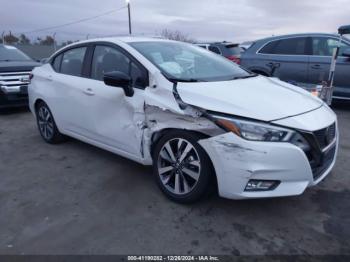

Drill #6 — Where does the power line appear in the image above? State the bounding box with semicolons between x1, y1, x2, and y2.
21;6;127;35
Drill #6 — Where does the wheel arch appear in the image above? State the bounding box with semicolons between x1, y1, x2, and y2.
149;128;218;192
34;98;46;111
249;67;271;76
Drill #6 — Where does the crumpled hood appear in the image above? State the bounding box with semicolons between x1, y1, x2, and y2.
176;76;323;122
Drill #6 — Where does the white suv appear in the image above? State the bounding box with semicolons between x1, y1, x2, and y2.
28;37;338;203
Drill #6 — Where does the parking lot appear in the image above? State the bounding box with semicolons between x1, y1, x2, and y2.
0;102;349;255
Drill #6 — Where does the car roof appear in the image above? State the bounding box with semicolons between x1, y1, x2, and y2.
65;36;175;46
255;33;341;43
195;42;239;46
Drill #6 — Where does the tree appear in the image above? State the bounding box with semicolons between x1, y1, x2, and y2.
61;40;73;46
160;29;195;43
39;35;55;46
3;32;19;44
19;34;30;44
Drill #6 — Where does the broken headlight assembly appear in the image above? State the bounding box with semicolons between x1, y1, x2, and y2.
211;115;310;150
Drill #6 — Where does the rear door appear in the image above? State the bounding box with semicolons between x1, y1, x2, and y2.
259;37;310;85
48;45;92;135
309;36;350;98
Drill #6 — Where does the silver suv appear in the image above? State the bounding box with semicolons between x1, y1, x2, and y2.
241;33;350;100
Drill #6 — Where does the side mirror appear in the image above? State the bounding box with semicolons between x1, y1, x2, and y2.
342;49;350;58
103;71;134;97
338;25;350;35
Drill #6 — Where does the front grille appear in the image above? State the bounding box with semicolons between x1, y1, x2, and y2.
0;71;31;94
300;122;337;180
313;123;336;150
312;145;336;180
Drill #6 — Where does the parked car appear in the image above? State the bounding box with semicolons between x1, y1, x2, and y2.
195;42;243;64
0;45;40;108
240;41;254;51
240;33;350;100
29;37;338;203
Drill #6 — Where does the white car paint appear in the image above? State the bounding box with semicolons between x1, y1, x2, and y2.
29;37;338;200
177;76;323;122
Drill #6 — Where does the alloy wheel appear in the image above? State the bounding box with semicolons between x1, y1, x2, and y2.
37;106;54;140
157;138;201;195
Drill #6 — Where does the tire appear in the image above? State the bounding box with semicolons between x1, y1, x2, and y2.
35;101;66;144
153;130;215;204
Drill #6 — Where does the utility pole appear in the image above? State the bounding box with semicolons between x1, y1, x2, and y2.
126;0;132;35
1;31;5;44
53;32;57;51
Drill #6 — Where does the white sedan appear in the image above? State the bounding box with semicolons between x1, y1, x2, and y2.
28;37;338;203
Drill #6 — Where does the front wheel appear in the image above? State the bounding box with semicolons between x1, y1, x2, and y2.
153;131;215;203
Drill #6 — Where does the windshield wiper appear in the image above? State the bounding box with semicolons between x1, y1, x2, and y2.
231;73;258;80
168;78;201;83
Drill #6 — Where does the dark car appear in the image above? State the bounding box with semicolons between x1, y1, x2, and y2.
0;45;40;108
241;33;350;100
195;42;243;64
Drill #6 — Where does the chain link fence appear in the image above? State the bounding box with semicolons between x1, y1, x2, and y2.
7;44;65;61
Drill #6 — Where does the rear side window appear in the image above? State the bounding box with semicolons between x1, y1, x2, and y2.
60;47;87;77
91;45;148;89
260;38;308;55
208;46;221;54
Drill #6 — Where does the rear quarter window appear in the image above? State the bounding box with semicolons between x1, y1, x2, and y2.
52;54;62;72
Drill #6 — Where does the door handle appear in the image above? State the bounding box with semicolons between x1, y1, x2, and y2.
83;88;95;96
311;64;322;69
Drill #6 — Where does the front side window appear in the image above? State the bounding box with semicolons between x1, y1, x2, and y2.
312;37;350;56
260;37;307;55
60;47;87;77
91;45;147;89
130;41;250;82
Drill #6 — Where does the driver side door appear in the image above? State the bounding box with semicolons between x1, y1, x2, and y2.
81;43;149;159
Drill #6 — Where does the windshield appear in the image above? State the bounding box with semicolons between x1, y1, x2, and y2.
0;45;32;61
130;41;251;82
225;44;243;55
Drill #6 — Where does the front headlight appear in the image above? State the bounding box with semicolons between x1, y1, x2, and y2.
212;115;294;142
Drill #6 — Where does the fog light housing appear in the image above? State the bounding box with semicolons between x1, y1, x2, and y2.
245;180;280;192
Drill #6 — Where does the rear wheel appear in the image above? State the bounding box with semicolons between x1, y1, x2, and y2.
35;101;66;144
153;130;214;203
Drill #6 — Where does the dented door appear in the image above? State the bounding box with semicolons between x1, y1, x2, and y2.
83;78;145;158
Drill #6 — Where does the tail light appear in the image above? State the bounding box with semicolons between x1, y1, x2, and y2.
226;55;241;64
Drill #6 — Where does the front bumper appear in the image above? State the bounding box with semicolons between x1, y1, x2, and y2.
0;87;29;109
199;108;338;200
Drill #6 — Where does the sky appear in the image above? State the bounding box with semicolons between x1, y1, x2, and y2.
1;0;349;43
